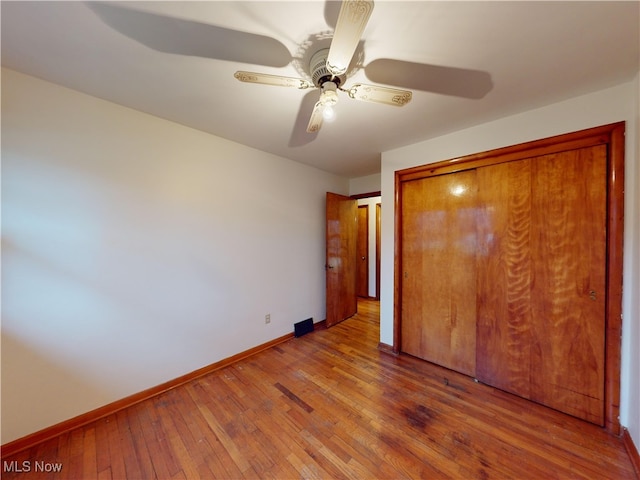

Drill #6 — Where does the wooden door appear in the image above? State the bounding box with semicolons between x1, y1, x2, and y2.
475;159;533;397
477;146;607;425
375;203;381;300
400;171;477;376
326;192;357;327
531;146;607;424
356;205;369;297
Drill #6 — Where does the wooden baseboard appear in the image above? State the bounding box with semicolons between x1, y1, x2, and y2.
1;331;295;459
314;319;327;330
378;342;398;355
623;427;640;479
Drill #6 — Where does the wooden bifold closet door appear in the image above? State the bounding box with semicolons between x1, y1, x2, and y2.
401;170;478;377
475;147;607;425
397;124;623;430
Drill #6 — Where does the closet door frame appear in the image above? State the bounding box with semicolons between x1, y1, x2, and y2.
393;122;625;434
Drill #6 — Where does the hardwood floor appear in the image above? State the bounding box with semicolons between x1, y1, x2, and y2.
3;299;636;479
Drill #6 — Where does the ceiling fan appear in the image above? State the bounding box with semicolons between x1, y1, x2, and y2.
89;0;492;143
234;0;411;133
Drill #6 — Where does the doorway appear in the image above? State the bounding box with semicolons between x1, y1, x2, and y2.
355;195;381;300
325;191;381;327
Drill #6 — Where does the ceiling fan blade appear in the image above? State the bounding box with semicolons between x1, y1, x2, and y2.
89;3;292;67
326;0;374;75
347;84;412;106
365;59;493;99
306;101;325;133
290;91;321;147
234;72;313;89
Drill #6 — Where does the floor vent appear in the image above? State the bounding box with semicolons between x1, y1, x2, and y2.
294;318;314;338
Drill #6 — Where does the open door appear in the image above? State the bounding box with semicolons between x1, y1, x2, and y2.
326;192;357;327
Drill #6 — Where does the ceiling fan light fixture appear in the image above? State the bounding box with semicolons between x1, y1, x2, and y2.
322;105;336;122
320;81;338;122
320;81;339;106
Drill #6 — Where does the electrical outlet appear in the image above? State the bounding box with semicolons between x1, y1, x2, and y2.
265;314;271;324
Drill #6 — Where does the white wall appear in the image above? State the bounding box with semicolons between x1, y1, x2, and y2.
350;173;381;196
627;72;640;446
357;196;381;298
1;68;349;444
381;79;640;444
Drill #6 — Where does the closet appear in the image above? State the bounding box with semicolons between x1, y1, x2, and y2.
394;123;624;433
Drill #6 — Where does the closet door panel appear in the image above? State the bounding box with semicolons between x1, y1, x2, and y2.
476;159;533;397
529;146;607;425
401;171;477;376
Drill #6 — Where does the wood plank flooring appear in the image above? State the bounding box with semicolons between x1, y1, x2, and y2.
2;299;636;479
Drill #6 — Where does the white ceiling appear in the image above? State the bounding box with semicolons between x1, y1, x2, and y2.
2;1;638;178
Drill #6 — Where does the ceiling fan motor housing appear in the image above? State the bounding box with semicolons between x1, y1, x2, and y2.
310;48;344;88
